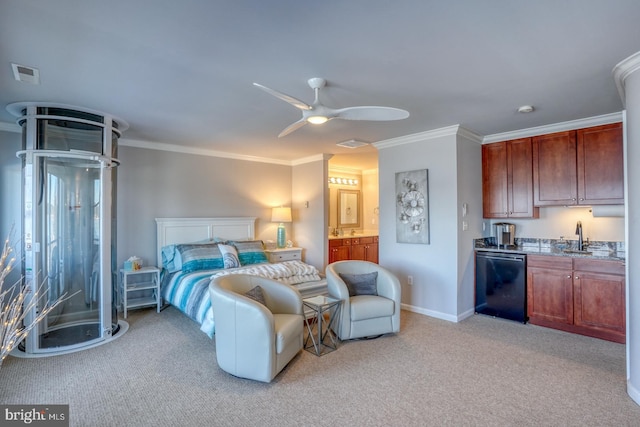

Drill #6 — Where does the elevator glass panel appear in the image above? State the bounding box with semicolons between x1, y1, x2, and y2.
36;155;104;349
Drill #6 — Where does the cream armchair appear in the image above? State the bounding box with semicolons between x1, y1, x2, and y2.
326;260;401;340
209;274;304;383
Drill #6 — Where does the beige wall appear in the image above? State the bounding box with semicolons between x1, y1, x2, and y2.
117;146;293;268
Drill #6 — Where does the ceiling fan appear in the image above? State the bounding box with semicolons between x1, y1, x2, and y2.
253;77;410;137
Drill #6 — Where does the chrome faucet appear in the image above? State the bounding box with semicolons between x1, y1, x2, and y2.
576;221;584;251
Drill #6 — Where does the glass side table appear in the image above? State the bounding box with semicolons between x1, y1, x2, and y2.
302;295;342;356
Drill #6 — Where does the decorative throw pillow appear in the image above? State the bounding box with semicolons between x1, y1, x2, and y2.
339;272;378;297
244;286;266;306
175;243;224;273
231;240;269;266
218;244;240;269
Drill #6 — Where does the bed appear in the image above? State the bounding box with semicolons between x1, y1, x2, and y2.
155;217;327;337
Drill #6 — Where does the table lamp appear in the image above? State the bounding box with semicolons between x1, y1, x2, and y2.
271;207;292;248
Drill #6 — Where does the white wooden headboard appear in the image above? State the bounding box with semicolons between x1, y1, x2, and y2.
155;217;256;267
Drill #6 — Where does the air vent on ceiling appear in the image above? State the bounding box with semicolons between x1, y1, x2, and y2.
336;139;368;148
12;63;40;84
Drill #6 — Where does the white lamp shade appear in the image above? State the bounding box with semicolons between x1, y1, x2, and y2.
271;207;292;223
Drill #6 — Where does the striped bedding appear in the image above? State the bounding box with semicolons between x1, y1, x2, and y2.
162;261;322;337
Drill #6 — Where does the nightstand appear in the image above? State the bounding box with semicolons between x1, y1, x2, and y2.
264;247;303;263
120;266;161;319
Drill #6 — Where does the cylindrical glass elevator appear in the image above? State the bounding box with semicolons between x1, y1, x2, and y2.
9;103;128;355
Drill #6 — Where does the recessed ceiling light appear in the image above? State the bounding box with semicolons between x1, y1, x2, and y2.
517;105;534;113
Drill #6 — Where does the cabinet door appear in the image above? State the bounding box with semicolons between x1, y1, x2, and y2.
527;265;574;325
365;241;379;264
577;123;624;205
573;271;625;340
329;239;351;263
507;138;538;218
533;131;577;206
482;142;509;218
351;239;366;261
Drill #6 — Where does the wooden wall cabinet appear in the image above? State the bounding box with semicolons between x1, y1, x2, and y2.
329;236;378;264
482;138;539;218
532;123;623;206
527;255;625;343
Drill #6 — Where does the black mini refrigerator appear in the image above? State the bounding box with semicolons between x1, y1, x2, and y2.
475;251;527;323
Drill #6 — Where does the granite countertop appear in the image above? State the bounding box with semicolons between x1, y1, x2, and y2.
474;237;625;261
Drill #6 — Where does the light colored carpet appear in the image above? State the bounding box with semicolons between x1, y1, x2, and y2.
1;307;638;426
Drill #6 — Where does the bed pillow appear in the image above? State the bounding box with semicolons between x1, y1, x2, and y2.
231;240;268;266
244;286;266;306
161;238;220;273
161;244;182;273
339;272;378;297
175;243;224;273
218;244;240;269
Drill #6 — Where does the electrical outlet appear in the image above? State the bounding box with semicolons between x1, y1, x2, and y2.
407;275;413;285
462;220;468;231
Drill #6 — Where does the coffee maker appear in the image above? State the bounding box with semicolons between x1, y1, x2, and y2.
494;222;516;248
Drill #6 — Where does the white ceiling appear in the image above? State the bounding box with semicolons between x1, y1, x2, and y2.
2;1;640;171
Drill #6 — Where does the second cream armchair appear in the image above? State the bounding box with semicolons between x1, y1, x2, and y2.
326;260;401;340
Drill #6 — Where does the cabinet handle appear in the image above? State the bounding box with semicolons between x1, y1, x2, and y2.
575;276;580;280
579;198;584;201
567;275;572;279
572;198;576;201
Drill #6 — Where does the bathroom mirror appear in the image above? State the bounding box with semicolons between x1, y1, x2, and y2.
337;189;361;229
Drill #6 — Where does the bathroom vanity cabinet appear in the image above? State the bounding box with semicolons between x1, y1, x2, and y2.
328;236;378;264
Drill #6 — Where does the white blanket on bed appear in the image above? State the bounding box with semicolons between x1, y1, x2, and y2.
210;260;322;285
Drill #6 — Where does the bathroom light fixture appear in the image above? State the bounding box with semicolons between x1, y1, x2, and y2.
328;177;359;186
271;207;292;248
517;105;534;113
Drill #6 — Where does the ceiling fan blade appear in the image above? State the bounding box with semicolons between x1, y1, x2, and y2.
278;118;308;138
253;82;311;111
334;106;410;121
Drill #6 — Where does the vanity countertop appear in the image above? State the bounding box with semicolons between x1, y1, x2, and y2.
328;233;378;240
474;237;625;261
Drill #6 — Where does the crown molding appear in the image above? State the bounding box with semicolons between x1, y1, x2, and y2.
374;124;482;149
119;138;291;166
613;51;640;107
291;153;331;166
482;112;623;144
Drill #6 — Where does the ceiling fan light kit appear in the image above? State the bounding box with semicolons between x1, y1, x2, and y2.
307;115;329;125
253;77;410;137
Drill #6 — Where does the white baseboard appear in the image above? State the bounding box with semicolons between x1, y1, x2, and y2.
401;303;474;323
628;379;640;406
